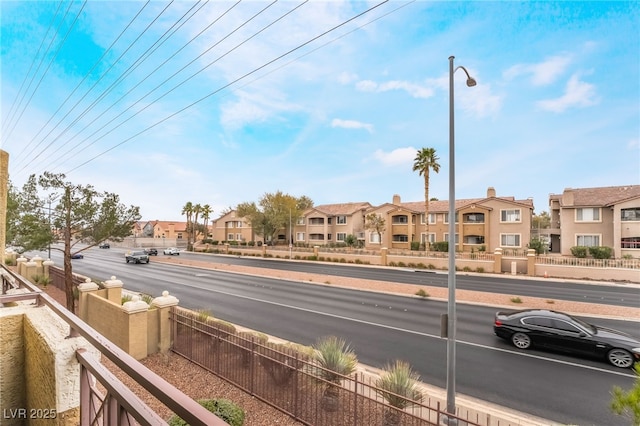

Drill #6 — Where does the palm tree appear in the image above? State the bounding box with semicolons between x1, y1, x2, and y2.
181;202;193;249
412;148;440;250
376;360;424;426
201;204;212;240
312;336;358;412
192;203;202;247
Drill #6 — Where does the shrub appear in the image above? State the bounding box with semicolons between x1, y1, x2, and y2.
168;398;245;426
140;293;154;304
415;289;429;298
510;297;523;304
33;274;51;287
431;241;448;252
589;246;612;259
570;246;588;258
410;241;420;251
476;267;485;273
376;360;424;410
462;266;472;272
4;258;16;266
121;294;133;304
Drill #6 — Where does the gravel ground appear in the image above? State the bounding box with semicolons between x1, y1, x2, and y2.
44;257;639;425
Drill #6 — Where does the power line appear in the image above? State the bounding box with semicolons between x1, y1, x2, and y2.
64;0;390;174
12;0;155;170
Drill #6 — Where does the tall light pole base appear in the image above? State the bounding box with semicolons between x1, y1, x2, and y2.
440;413;459;426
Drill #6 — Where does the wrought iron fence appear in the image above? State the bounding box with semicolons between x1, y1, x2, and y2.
171;307;486;426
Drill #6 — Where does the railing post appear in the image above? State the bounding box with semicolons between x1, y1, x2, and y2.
122;296;150;360
151;291;179;354
493;248;502;273
381;247;388;266
527;249;536;276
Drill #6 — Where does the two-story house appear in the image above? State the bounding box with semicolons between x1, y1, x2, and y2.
142;220;188;241
211;210;255;243
549;185;640;257
296;202;372;245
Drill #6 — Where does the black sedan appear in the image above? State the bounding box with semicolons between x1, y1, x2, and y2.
494;309;640;368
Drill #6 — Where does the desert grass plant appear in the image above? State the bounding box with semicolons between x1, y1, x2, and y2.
259;342;301;386
121;294;133;305
312;336;358;412
610;364;640;426
236;331;269;367
140;293;154;305
414;289;429;298
376;360;425;426
168;398;245;426
510;296;523;304
33;274;52;287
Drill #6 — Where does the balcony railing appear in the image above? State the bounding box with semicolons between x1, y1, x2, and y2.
0;265;226;426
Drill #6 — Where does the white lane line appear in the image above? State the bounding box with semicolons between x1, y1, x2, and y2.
178;280;636;379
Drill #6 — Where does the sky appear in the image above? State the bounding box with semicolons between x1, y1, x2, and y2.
1;1;638;222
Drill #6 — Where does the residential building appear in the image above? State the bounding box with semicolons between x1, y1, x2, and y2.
142;220;188;241
364;188;534;252
211;210;255;243
549;185;640;257
297;202;372;245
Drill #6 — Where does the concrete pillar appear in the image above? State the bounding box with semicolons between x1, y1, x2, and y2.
31;255;44;274
43;259;54;279
493;248;503;274
313;246;319;258
527;248;536;277
102;276;123;304
16;256;27;276
381;247;388;266
122;296;149;360
77;279;100;322
224;243;230;254
151;291;180;354
23;260;37;283
261;243;267;256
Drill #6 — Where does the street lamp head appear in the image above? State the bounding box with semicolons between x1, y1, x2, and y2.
466;77;477;87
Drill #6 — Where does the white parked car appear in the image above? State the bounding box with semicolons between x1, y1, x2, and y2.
163;247;180;255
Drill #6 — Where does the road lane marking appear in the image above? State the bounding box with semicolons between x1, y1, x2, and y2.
177;280;636;379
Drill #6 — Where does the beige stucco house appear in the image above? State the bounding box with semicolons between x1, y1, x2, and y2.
142;220;188;241
295;202;372;245
549;185;640;257
211;210;255;243
364;188;534;252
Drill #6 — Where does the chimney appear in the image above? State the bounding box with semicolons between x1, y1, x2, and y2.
562;188;574;206
487;187;496;198
392;194;401;205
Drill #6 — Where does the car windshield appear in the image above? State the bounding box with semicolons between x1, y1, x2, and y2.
133;251;146;256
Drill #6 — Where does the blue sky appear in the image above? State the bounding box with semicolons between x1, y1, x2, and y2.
1;1;638;221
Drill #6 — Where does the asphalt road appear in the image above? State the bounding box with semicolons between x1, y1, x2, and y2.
42;247;640;425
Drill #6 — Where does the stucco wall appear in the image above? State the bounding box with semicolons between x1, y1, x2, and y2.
0;312;26;426
86;293;129;352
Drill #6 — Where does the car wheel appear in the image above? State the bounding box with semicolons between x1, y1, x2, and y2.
126;259;129;263
608;349;634;368
176;253;180;255
511;332;531;349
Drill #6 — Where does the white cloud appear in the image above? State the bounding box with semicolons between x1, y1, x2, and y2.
331;118;373;133
355;79;433;99
536;74;598;113
628;138;639;150
372;146;417;166
504;55;572;86
337;71;359;84
459;84;503;118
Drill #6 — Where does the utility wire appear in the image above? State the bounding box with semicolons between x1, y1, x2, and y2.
64;0;390;174
1;0;64;135
13;0;155;169
2;0;80;143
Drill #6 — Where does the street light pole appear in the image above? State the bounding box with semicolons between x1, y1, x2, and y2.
446;55;476;423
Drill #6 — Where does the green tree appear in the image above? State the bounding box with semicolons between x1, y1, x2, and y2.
344;234;357;249
201;204;213;239
611;364;640;425
412;148;440;250
237;191;313;244
34;172;140;311
365;213;386;246
192;203;202;244
532;211;551;229
6;176;51;251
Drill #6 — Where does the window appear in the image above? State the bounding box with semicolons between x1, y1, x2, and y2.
501;209;521;223
522;317;554;328
336;216;347;224
444;213;458;224
327;234;332;240
576;234;600;247
236;233;242;241
337;233;346;241
296;232;305;241
576;208;600;222
296;217;305;225
309;233;324;240
392;235;409;242
421;233;436;243
444;233;459;243
552;320;581;334
236;221;243;228
392;215;409;224
227;233;234;240
420;213;436;224
309;218;324;225
369;233;381;244
621;208;640;221
463;213;485;223
501;234;521;247
177;233;183;239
